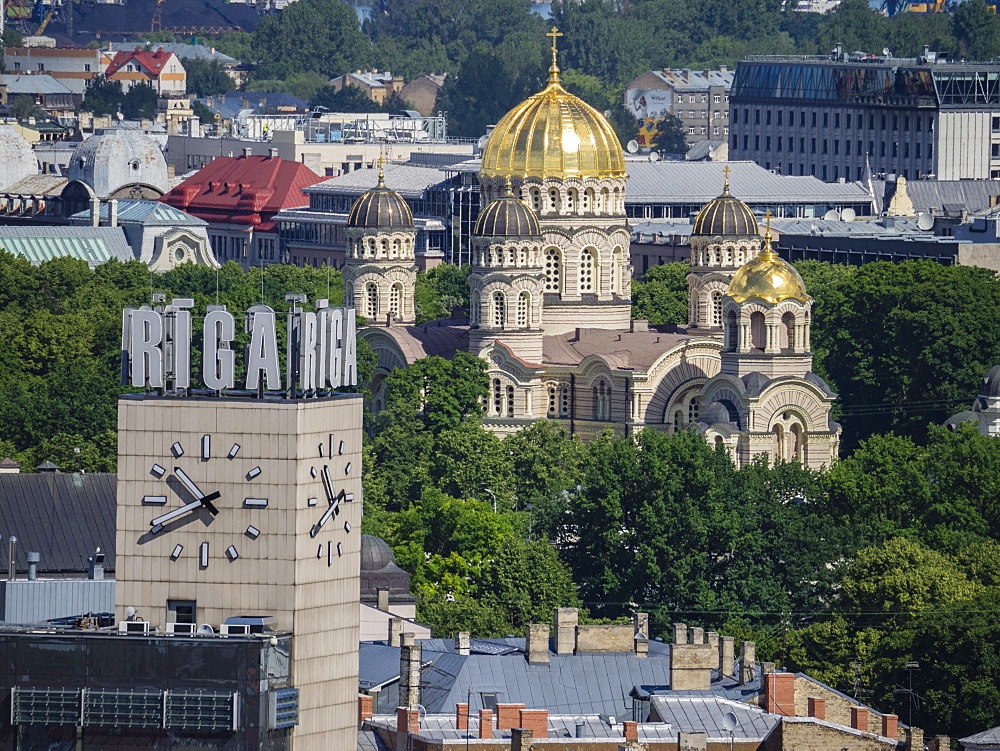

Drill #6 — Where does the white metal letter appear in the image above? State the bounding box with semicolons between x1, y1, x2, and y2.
245;307;280;390
130;308;164;388
203;308;236;390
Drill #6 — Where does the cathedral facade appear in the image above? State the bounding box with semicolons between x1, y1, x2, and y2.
347;35;840;469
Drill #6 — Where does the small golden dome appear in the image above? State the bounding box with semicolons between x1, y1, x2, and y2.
347;165;414;230
692;169;758;237
728;232;809;304
480;28;625;180
474;180;541;237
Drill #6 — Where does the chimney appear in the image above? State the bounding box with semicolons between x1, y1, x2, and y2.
396;706;418;735
883;714;899;739
359;694;373;722
497;704;526;730
478;709;494;739
526;623;550;664
376;587;389;611
388;617;402;646
739;641;755;684
850;706;869;732
906;728;925;751
87;547;105;580
108;198;118;228
456;631;470;655
456;703;469;731
634;632;649;657
0;458;21;474
7;536;15;581
673;623;688;644
554;607;578;654
511;728;534;751
719;636;734;676
399;633;421;708
807;697;825;720
269;147;279;158
633;612;649;636
518;709;548;737
678;731;708;751
240;95;249;109
764;673;795;716
90;196;100;226
26;552;39;581
630;319;649;333
242;147;252;158
706;632;719;652
624;721;638;741
690;626;704;644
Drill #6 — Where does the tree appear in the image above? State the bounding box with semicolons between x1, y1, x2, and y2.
191;99;217;125
250;0;370;80
310;84;384;113
952;0;1000;59
413;264;469;322
122;82;157;120
630;262;688;325
183;59;234;97
649;114;686;155
80;77;126;117
816;0;890;56
10;95;39;121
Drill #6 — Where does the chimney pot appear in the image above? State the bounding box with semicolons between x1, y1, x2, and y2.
388;617;403;646
376;587;389;611
554;607;578;654
673;622;688;644
526;623;550;664
26;552;39;581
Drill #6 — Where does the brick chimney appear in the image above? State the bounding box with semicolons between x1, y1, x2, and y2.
850;706;869;732
764;673;795;716
739;641;755;684
555;607;578;654
518;709;548;737
526;623;550;664
478;709;494;739
807;697;826;720
883;714;899;739
624;721;639;741
396;706;418;735
497;703;526;730
359;694;373;722
455;631;470;655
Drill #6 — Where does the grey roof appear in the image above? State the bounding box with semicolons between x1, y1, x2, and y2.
625;161;873;204
0;226;134;267
1;175;66;195
961;725;1000;748
198;92;309;120
1;74;72;96
68;199;207;227
0;472;116;574
307;164;448;198
359;642;403;691
685;140;726;161
647;68;735;91
650;696;779;742
874;178;1000;216
630;216;951;244
107;42;239;64
357;729;391;751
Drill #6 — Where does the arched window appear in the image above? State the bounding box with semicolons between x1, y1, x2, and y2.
583;188;594;212
750;311;766;350
506;385;515;417
389;282;403;318
567;189;577;211
492;378;503;415
365;282;379;318
580;249;596;293
688;396;700;424
782;311;796;350
544;248;561;293
600;187;609;213
714;435;725;448
593;379;611;420
772;423;785;463
789;422;803;462
711;291;724;327
492;290;506;327
725;310;739;350
611;247;624;295
517;291;530;327
548;188;559;211
470;290;481;326
530;188;542;212
547;384;558;416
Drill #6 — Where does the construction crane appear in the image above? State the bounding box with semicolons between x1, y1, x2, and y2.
35;7;54;32
149;0;164;32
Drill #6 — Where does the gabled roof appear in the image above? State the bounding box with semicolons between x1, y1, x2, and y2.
650;696;779;742
0;226;133;267
105;48;179;78
0;472;116;574
961;725;1000;748
69;199;207;227
107;42;238;65
160;155;320;230
306;164;449;199
1;74;73;95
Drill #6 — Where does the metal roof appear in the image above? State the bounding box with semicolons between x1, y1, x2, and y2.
69;199;207;227
1;74;73;95
357;729;391;751
961;725;1000;748
307;164;449;198
107;42;239;64
0;473;116;575
0;226;134;267
649;696;779;742
874;178;1000;216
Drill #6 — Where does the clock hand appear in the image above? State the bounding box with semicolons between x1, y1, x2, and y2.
150;498;208;528
320;465;335;503
174;467;221;514
310;492;341;537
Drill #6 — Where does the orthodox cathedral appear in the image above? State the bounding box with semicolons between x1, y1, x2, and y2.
344;33;841;469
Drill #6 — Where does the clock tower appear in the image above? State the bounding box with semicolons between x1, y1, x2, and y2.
115;300;362;751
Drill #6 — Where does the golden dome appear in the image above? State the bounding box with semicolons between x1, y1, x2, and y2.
347;165;414;230
474;180;541;237
480;29;625;180
692;169;758;237
728;232;809;304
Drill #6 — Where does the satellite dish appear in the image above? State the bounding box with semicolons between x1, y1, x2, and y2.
917;212;934;230
197;623;215;635
883;47;891;57
649;151;660;162
722;711;738;733
476;135;489;150
627;139;639;154
823;209;840;221
125;606;136;619
841;207;856;222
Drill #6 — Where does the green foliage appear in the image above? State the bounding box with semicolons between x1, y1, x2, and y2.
413;264;469;323
246;71;330;102
952;0;1000;59
10;95;39;121
81;78;157;119
310;84;386;113
184;59;234;97
630;262;688;325
250;0;370;80
191;99;217;124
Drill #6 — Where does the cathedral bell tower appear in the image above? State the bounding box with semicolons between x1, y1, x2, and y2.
468;179;546;362
687;167;762;336
342;162;418;325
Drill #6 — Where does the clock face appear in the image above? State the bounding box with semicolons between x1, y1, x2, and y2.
141;434;266;567
307;434;355;566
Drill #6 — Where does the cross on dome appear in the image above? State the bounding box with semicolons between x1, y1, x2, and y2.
722;164;732;192
546;26;563;83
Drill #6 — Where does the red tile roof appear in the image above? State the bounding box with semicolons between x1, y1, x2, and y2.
161;155;321;230
105;47;178;77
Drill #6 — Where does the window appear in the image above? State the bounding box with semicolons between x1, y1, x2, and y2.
365;282;378;318
470;290;480;325
516;291;529;327
846;113;851;129
37;63;44;71
714;94;721;103
492;291;506;327
811;112;817;127
711;290;724;327
506;385;515;417
782;311;796;349
777;110;782;126
168;599;196;624
389;282;403;319
750;311;766;350
544;248;561;292
492;379;503;415
84;64;91;72
579;249;596;293
610;247;624;295
689;110;695;119
766;111;772;125
755;110;761;124
688;397;700;424
800;111;806;127
12;62;20;70
725;311;738;350
593;379;611;420
548;188;559;211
